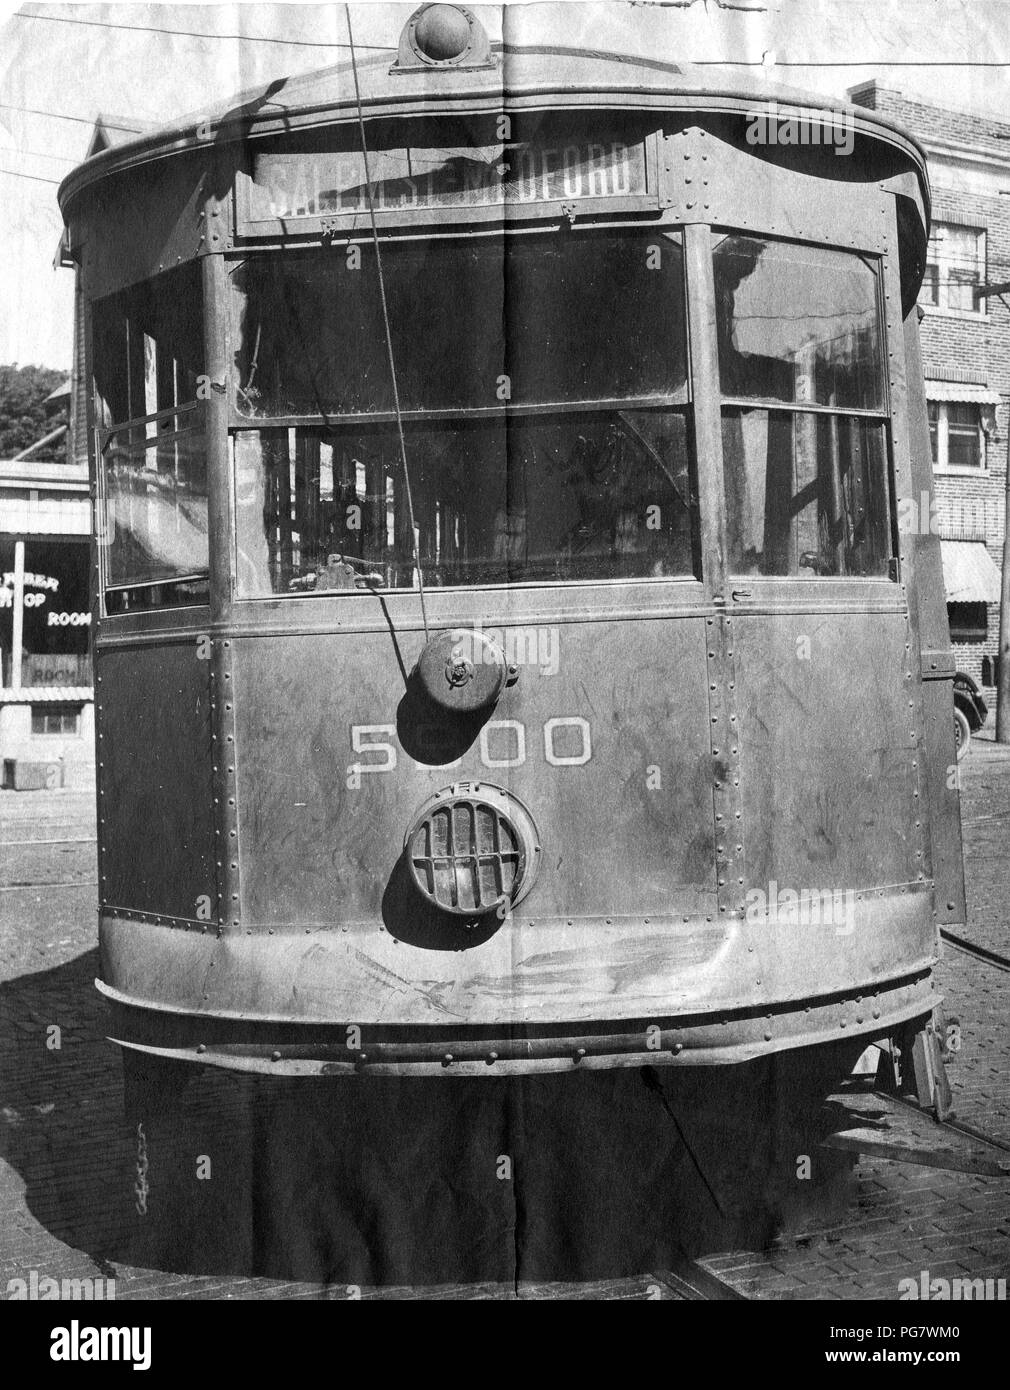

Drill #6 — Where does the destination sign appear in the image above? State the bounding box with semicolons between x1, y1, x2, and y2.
247;139;650;221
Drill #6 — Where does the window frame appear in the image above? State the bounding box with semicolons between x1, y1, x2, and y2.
90;265;210;614
918;222;987;318
227;224;703;600
711;231;896;583
929;400;985;473
30;703;82;737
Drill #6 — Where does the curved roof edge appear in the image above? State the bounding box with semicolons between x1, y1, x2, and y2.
59;43;930;215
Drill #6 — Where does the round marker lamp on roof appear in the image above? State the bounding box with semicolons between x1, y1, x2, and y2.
393;3;495;71
415;4;471;60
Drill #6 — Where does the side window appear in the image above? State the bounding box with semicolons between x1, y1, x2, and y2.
713;235;892;579
92;264;209;611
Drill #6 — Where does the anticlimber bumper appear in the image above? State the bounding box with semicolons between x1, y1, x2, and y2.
100;968;938;1077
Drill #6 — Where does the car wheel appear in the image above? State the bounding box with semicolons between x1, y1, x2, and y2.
954;706;971;760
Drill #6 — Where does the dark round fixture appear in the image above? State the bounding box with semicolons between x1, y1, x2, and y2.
404;782;541;920
414;628;517;713
414;4;471;61
394;4;493;70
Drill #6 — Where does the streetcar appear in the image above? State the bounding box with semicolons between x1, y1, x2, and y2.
59;4;963;1142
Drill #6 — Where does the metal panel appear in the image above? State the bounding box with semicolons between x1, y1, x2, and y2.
661;126;891;253
901;308;966;924
231;615;716;932
96;881;935;1038
74;152;219;302
96;638;216;918
735;610;924;894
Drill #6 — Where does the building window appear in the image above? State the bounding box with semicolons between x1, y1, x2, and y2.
31;703;81;735
947;601;988;643
929;401;984;469
919;224;986;313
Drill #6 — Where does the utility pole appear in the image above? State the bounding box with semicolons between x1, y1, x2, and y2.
974;283;1010;741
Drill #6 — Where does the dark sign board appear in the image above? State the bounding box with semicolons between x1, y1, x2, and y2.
240;136;655;230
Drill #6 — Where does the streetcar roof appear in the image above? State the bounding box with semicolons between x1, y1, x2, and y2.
58;43;930;213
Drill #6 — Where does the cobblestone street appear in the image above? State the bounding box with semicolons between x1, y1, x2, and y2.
2;738;1008;1301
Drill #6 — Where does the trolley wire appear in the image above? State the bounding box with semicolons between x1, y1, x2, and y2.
345;3;429;640
12;11;392;51
0;167;61;184
0;102;143;132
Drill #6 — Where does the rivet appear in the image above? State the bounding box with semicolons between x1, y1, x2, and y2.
197;1044;206;1054
487;1051;498;1064
271;1051;281;1061
574;1048;586;1062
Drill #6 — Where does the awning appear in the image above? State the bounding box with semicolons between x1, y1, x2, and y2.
941;540;1002;603
926;381;1002;405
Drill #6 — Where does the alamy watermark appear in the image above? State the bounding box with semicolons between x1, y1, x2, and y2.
900;1269;1007;1301
5;1270;116;1300
745;881;856;936
746;102;855;157
450;621;560;677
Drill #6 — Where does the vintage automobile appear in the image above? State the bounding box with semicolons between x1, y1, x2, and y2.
953;671;988;759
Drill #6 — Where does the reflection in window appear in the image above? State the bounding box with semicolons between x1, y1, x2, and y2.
92;266;209;610
722;409;890;577
233;232;687;417
234;411;698;595
713;236;883;410
714;235;891;578
101;411;209;607
93;263;204;428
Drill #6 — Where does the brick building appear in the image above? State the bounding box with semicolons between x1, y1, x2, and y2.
851;83;1009;702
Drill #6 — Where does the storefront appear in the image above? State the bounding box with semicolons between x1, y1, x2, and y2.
0;457;94;787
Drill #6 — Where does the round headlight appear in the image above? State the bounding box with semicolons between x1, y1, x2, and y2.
404;782;541;920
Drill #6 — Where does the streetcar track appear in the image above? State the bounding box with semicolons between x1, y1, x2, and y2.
940;928;1010;973
0;837;97;846
651;1256;750;1301
884;1089;1010;1159
0;881;98;891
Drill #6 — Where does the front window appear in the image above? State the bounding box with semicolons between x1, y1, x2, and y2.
713;235;892;578
92;264;209;611
231;230;699;594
